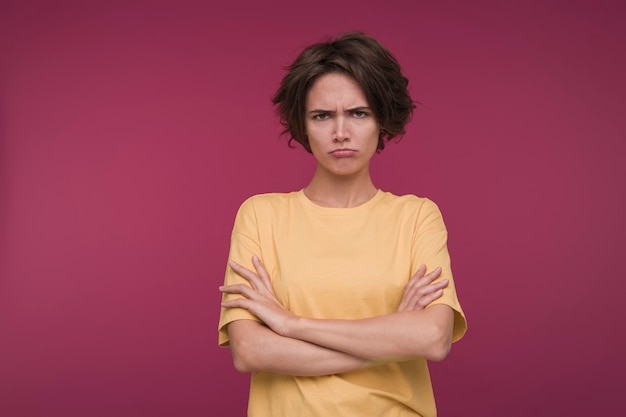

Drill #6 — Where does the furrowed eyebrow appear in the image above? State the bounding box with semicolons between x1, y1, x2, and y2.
307;106;371;114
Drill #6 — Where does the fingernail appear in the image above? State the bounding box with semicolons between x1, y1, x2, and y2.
252;255;259;262
229;260;237;267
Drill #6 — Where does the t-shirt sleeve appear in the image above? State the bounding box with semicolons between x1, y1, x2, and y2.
217;197;263;347
412;198;467;343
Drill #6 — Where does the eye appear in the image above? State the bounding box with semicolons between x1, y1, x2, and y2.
313;113;330;121
352;110;368;118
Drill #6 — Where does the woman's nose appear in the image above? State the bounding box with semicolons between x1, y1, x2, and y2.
333;117;349;142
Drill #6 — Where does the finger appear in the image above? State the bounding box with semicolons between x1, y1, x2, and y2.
411;279;449;298
220;297;252;310
399;279;448;311
407;265;440;288
399;265;430;309
229;260;262;289
251;255;274;294
419;267;442;285
416;289;445;308
403;286;445;311
418;279;447;299
219;284;257;299
398;264;428;310
436;279;449;289
407;268;442;291
397;295;409;311
399;288;426;311
425;279;448;292
400;266;445;311
411;264;427;281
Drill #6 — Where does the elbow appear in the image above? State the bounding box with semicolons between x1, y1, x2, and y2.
422;322;452;362
230;336;258;373
426;339;451;362
227;321;266;373
233;357;253;373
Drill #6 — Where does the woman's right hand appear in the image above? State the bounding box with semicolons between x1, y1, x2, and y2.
221;256;299;337
397;265;448;312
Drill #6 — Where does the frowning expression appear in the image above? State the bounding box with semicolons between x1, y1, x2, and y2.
305;72;381;179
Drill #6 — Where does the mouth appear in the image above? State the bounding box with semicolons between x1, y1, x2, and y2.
330;149;357;158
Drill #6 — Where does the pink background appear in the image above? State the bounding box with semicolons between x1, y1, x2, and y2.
1;1;625;416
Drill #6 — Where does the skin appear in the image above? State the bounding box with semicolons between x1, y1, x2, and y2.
303;72;380;208
220;73;455;376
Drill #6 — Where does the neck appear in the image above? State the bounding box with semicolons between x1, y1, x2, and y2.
303;167;377;208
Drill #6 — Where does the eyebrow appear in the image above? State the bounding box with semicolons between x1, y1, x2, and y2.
308;106;372;114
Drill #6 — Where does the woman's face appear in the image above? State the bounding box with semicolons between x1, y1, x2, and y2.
305;72;380;179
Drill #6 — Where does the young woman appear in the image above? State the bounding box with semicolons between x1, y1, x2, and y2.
218;32;467;417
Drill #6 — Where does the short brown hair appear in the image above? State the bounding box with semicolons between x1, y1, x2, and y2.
272;32;416;152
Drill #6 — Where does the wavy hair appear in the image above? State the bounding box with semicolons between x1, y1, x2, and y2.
272;32;416;152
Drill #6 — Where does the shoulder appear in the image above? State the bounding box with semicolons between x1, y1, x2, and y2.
236;191;298;215
231;192;297;232
240;191;297;207
377;191;447;232
378;191;442;216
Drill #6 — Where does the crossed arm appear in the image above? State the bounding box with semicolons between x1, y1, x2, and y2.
220;256;454;376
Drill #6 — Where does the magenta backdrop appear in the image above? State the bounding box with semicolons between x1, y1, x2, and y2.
1;1;625;416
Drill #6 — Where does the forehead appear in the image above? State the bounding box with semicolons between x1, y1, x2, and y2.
306;73;369;109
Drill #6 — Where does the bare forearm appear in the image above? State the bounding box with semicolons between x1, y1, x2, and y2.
228;319;366;376
285;305;454;362
222;259;455;367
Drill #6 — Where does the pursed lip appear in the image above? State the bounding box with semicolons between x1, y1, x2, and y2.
329;148;357;157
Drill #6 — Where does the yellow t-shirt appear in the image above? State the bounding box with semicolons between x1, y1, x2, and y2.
218;189;467;417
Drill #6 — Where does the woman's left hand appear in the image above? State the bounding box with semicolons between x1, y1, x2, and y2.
397;265;448;312
220;255;297;337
